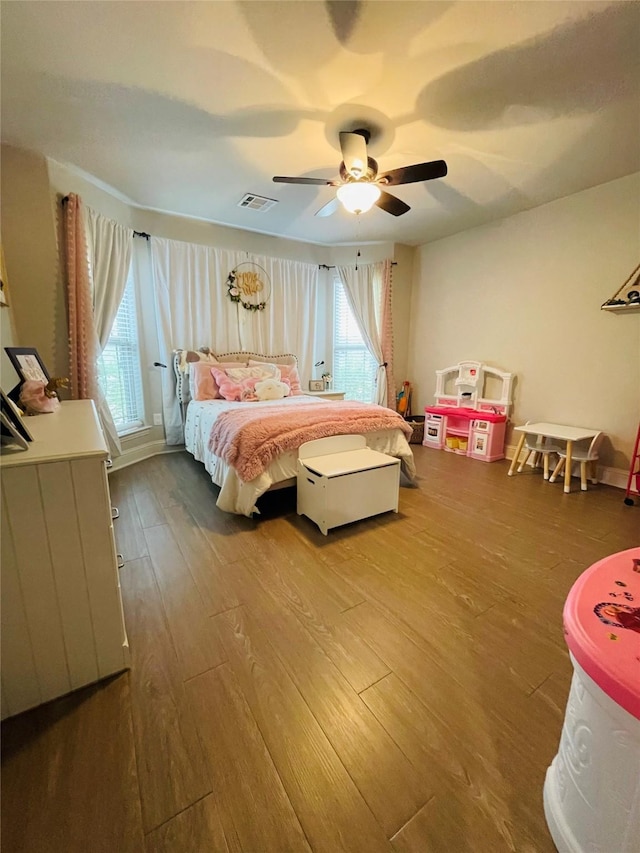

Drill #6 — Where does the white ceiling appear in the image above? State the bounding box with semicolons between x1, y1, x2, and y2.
2;1;639;246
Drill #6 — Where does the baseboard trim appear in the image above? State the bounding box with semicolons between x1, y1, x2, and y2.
505;443;628;491
108;439;184;471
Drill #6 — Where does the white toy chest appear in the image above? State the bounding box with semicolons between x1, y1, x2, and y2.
297;435;400;535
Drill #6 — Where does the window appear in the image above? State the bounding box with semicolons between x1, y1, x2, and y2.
98;266;145;434
332;279;378;402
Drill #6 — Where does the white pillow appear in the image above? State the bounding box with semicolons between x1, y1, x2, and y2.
225;364;281;382
247;359;286;374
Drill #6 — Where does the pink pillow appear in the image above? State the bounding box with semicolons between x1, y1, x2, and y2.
210;366;260;402
190;361;218;400
190;361;246;400
278;364;303;396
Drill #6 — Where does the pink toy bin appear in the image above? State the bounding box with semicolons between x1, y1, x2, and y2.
543;547;640;853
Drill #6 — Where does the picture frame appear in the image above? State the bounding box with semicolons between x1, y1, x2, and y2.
0;246;8;307
308;379;325;392
5;347;50;384
0;412;28;450
0;386;33;446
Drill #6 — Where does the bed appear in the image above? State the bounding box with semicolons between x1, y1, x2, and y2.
176;350;416;516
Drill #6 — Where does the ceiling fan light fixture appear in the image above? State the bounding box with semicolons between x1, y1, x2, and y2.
336;182;381;214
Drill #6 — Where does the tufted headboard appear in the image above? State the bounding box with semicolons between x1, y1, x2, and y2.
173;349;298;406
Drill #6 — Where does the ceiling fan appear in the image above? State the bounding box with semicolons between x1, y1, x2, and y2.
273;129;447;217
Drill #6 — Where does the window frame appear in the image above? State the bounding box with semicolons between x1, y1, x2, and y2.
98;264;146;436
331;276;378;404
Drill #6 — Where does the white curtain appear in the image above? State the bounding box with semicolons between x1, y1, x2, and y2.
151;237;320;444
336;260;392;407
85;207;134;455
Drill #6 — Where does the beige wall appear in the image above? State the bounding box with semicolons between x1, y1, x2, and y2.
409;172;640;470
0;301;18;390
1;146;61;378
136;208;330;265
390;244;415;395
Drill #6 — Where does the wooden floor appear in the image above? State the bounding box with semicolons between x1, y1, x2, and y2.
2;446;638;852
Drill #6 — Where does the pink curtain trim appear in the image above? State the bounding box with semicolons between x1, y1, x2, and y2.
65;194;98;401
381;259;395;409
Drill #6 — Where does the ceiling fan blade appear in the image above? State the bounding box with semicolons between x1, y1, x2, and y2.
315;197;340;218
378;159;448;186
376;190;410;217
272;176;335;185
339;131;368;179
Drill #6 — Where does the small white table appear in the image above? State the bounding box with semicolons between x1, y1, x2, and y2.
508;422;600;493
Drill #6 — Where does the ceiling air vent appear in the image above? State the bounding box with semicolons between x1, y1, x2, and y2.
237;193;278;212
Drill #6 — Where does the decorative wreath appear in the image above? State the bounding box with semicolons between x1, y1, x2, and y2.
226;262;271;311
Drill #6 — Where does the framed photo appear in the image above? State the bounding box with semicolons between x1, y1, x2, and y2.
0;386;33;446
0;246;8;307
5;347;50;384
0;412;28;449
309;379;324;392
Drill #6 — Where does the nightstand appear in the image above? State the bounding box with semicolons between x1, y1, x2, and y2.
306;390;346;401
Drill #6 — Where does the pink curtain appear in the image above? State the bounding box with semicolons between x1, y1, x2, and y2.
64;193;99;401
380;259;395;410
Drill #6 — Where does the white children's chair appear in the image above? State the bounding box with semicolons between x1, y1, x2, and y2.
517;421;563;481
549;431;604;491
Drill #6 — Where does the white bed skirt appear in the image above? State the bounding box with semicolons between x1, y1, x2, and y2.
184;396;416;516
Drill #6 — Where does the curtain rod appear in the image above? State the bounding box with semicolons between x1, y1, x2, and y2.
61;198;392;254
319;262;397;269
61;198;150;239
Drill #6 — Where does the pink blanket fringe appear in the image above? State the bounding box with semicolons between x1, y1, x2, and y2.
208;401;412;482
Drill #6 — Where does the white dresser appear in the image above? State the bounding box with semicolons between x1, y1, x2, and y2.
1;400;129;720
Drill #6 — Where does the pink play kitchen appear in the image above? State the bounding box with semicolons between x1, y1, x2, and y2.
422;360;514;462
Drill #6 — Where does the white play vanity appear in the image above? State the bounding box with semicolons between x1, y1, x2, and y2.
423;360;514;462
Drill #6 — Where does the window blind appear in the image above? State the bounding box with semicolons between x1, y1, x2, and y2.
333;279;377;403
98;267;145;433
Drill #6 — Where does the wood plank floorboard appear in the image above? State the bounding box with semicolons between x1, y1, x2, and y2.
1;675;144;853
141;453;185;508
215;605;393;852
163;501;241;615
242;548;390;692
362;673;552;851
144;794;229;853
119;557;212;833
186;663;312;853
2;446;637;852
144;523;227;679
343;601;568;772
109;466;148;561
223;561;431;837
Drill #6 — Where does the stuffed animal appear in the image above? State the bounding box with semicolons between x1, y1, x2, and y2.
254;378;289;401
45;377;69;398
19;380;61;414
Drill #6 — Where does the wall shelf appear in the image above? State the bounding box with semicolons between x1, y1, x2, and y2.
601;262;640;313
601;304;640;314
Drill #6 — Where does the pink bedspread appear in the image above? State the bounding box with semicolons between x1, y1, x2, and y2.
208;401;412;482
